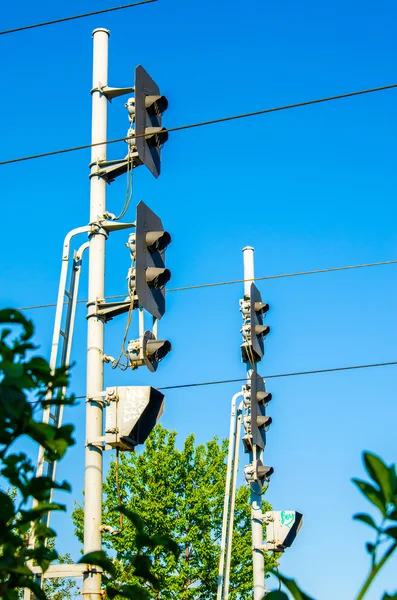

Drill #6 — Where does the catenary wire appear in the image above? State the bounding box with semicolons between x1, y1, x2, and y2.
14;258;397;312
46;360;395;403
1;83;396;167
0;0;156;36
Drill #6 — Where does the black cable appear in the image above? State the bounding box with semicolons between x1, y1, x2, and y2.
1;83;396;167
46;360;395;403
0;0;156;36
156;361;397;391
14;258;397;312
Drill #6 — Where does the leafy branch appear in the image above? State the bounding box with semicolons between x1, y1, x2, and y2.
266;452;397;600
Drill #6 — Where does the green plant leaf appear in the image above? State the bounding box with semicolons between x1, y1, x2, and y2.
353;513;379;530
0;490;15;522
78;550;116;578
107;584;150;600
272;571;315;600
382;593;397;599
132;554;158;587
0;309;34;341
25;476;71;501
352;479;387;516
266;593;289;600
116;506;145;533
366;542;375;554
364;453;394;503
19;502;66;523
384;527;397;541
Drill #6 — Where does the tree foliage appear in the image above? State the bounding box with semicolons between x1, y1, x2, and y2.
0;308;75;600
73;425;277;598
0;309;179;600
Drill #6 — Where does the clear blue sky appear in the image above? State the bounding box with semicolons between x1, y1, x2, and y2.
1;0;397;598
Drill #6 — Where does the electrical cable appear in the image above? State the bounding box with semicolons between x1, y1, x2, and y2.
14;258;397;312
1;83;396;167
0;0;156;36
28;359;396;404
51;360;395;402
156;361;397;391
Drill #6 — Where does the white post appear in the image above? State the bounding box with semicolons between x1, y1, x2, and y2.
223;400;243;599
217;391;243;600
83;27;109;600
242;246;266;600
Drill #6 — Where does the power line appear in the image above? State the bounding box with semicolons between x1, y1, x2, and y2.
14;258;397;312
157;361;397;390
51;360;396;402
0;0;156;36
1;83;396;167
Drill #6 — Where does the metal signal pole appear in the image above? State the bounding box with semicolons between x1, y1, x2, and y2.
83;27;109;600
243;246;266;600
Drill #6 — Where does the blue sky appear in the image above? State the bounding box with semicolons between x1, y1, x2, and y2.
1;0;397;598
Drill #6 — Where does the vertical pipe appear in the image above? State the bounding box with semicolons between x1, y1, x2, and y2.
242;246;265;600
83;27;109;600
217;391;243;600
243;246;254;297
223;401;243;599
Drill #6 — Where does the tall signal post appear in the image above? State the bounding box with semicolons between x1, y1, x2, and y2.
243;247;265;599
84;27;110;600
241;247;274;599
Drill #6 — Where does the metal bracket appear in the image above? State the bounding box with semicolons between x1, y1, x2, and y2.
100;220;136;233
29;563;103;578
92;85;135;101
89;152;142;183
95;296;137;322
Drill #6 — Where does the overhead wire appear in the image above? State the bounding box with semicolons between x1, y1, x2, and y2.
0;0;156;36
1;83;397;167
30;360;395;403
157;360;397;391
14;258;397;312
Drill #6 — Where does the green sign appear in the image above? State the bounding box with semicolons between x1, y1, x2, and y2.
280;511;295;529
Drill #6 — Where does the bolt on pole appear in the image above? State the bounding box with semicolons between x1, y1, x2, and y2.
83;27;109;600
243;246;266;600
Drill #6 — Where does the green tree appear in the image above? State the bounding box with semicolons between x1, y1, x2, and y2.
73;425;276;598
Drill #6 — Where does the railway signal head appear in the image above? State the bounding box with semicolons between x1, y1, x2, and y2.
241;283;270;364
249;371;272;450
105;386;165;449
135;201;171;319
135;64;168;178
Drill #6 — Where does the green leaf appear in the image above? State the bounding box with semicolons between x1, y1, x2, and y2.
366;542;375;554
117;506;145;533
132;554;158;587
107;584;150;600
364;453;394;503
384;527;397;541
0;559;31;575
78;550;116;578
0;309;34;341
266;593;289;600
388;509;397;521
25;476;71;501
353;513;379;530
19;502;66;523
352;479;387;516
382;593;397;600
271;571;315;600
0;490;15;522
151;534;180;558
18;577;47;600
